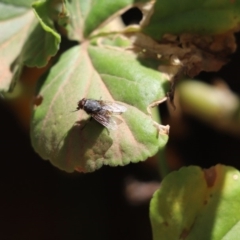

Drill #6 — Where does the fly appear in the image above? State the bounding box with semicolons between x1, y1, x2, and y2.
74;98;127;130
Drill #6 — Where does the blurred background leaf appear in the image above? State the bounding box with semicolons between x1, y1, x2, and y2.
150;165;240;240
143;0;240;39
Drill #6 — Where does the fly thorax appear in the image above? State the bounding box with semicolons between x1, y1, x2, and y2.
84;100;102;114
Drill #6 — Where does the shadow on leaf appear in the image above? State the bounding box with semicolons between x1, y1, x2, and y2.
56;119;113;172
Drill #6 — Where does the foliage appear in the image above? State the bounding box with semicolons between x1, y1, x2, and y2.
150;165;240;240
1;0;240;239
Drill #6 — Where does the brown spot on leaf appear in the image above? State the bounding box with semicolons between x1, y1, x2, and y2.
75;166;87;173
134;30;237;78
33;95;43;107
203;166;217;187
179;228;190;239
132;30;237;106
163;221;169;227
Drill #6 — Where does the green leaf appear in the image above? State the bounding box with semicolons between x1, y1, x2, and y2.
0;2;30;20
150;165;240;240
177;80;240;121
30;45;169;172
0;1;35;92
0;0;36;10
143;0;240;39
0;0;60;92
30;0;61;66
65;0;149;41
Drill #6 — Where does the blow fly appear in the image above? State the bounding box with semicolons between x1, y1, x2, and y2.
74;98;127;130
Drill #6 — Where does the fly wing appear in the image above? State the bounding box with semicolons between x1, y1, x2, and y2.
92;110;118;130
101;102;127;114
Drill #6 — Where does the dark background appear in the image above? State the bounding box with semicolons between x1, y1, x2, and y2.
0;101;158;240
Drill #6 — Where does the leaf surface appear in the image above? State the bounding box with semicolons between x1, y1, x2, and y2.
0;0;61;92
143;0;240;39
150;165;240;240
0;1;35;92
64;0;149;41
31;45;169;172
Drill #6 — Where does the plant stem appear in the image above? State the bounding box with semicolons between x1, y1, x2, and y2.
151;106;170;178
